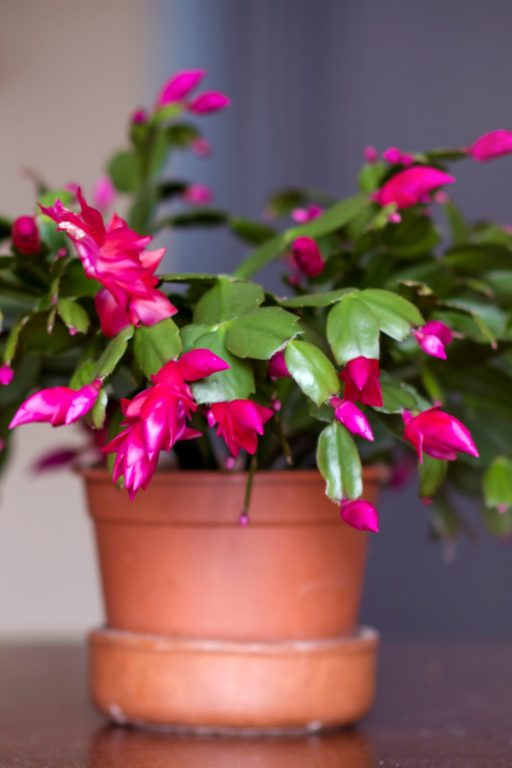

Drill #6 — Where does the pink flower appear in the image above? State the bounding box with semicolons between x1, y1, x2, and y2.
402;406;479;463
382;146;414;166
268;350;290;380
340;357;383;407
414;320;453;360
41;190;176;337
291;204;324;223
104;350;229;499
187;92;231;114
156;69;206;108
291;236;325;278
191;137;213;157
12;216;41;255
207;400;274;457
91;175;116;213
182;183;213;205
9;380;101;429
340;499;379;533
468;130;512;162
330;397;374;441
373;167;455;210
364;145;379;163
0;364;14;386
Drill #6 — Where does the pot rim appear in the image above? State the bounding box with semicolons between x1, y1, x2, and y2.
79;464;389;486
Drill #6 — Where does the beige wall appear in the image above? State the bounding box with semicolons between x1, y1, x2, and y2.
0;0;149;638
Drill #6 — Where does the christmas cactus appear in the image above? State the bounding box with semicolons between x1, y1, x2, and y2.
2;69;512;536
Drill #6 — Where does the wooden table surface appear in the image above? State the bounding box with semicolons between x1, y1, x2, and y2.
0;642;511;767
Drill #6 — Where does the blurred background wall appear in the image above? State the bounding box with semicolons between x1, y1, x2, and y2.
2;0;512;639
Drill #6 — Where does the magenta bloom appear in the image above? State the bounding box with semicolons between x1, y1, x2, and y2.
268;350;290;380
382;146;414;166
340;499;379;533
468;130;512;162
331;397;374;441
291;204;324;223
414;320;453;360
0;364;14;386
373;167;455;210
91;174;116;213
402;406;479;463
103;351;229;499
207;400;274;457
182;183;213;205
12;216;41;256
41;190;176;337
156;69;206;108
187;92;231;114
291;236;325;278
340;357;383;408
9;380;101;429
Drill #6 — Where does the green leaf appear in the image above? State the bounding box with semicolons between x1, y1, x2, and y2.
483;457;512;510
188;327;255;403
69;359;97;389
229;217;276;245
163;209;228;228
194;278;264;324
285;340;340;406
166;122;201;147
107;151;139;193
383;213;440;257
159;273;217;284
483;506;512;536
359;289;423;340
93;326;134;379
327;294;379;365
316;421;363;502
376;375;420;414
443;244;512;273
234;194;368;279
4;319;25;363
280;289;356;308
224;307;301;360
133;318;182;378
89;388;108;429
419;455;448;498
57;298;90;334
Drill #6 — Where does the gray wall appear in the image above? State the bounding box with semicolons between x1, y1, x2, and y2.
157;0;512;640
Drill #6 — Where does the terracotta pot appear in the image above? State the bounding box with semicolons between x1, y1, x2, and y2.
84;468;383;731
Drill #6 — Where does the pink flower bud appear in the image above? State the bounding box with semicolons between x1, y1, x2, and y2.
156;69;206;107
291;204;324;223
373;167;455;210
402;406;479;463
340;499;379;532
414;321;453;360
364;145;379;163
468;129;512;162
0;364;14;386
340;357;383;407
12;216;41;255
330;397;374;441
187;91;231;114
182;183;213;205
268;350;290;380
191;137;213;157
291;236;325;278
131;108;148;125
91;175;116;213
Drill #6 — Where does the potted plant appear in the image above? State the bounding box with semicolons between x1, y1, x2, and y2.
2;69;512;731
